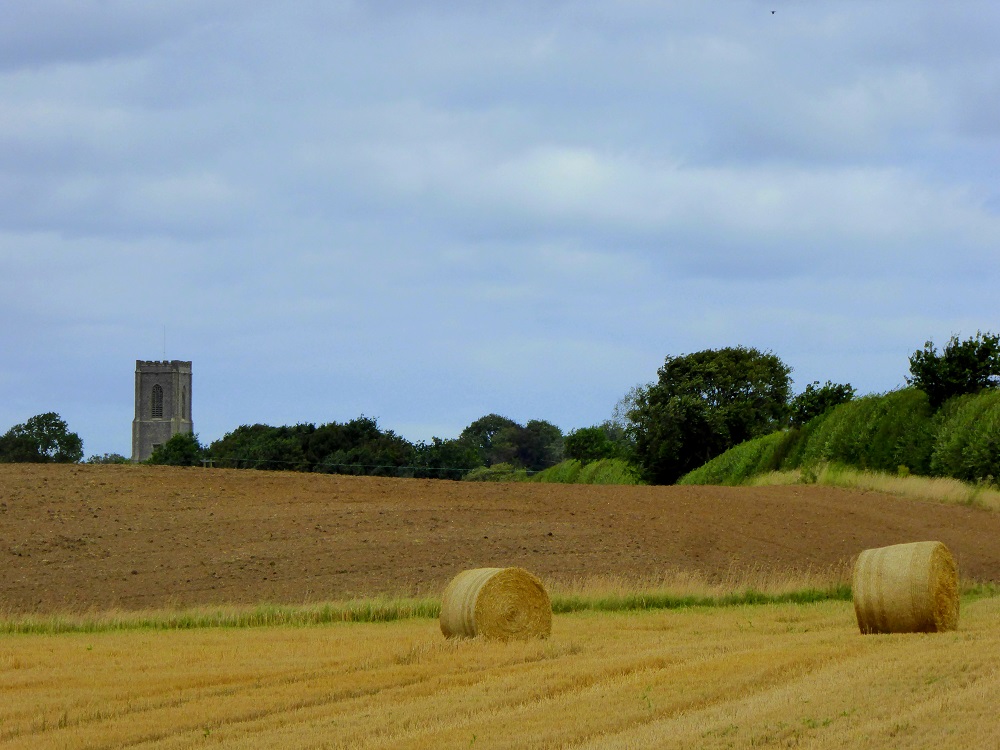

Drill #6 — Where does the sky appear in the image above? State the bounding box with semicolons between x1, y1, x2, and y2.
2;1;999;458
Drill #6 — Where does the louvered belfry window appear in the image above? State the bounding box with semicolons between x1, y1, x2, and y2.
151;384;164;418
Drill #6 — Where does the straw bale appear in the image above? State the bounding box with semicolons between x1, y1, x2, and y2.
440;567;552;640
852;541;959;634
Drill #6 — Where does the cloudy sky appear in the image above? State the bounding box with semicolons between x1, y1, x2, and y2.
2;1;999;458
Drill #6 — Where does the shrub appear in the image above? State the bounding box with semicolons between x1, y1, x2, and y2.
462;463;528;482
930;390;1000;483
575;459;643;485
531;459;642;485
796;389;933;474
679;430;801;485
148;433;204;466
86;453;130;464
532;459;584;484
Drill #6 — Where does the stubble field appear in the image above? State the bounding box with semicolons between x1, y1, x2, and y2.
2;464;1000;748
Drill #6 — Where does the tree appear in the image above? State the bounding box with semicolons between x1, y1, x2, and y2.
564;425;620;462
628;347;792;484
458;415;564;471
907;331;1000;409
458;414;520;467
0;412;83;463
309;417;416;476
511;419;564;472
789;380;856;426
413;437;482;479
148;432;204;466
207;424;308;470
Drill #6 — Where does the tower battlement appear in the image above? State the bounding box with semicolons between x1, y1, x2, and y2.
136;360;192;369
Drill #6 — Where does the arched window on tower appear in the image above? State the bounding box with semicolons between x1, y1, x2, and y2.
182;387;188;419
151;384;164;419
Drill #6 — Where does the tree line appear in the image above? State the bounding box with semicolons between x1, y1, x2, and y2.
4;331;998;485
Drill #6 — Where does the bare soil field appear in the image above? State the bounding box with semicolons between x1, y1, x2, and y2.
3;464;1000;614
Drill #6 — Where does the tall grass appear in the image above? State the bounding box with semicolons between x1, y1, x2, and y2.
0;597;441;636
1;570;853;635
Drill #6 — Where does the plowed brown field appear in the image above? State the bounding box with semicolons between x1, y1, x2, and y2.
2;464;1000;614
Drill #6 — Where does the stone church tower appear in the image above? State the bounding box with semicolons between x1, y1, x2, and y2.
131;360;193;461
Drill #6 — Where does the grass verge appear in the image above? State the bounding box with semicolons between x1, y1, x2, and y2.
4;572;995;635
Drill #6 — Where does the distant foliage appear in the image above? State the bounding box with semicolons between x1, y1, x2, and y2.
532;458;642;485
908;331;1000;408
462;463;529;482
564;426;620;462
86;453;130;464
309;417;415;476
533;459;584;484
0;412;83;463
209;423;310;471
458;414;564;471
148;433;205;467
412;437;481;480
789;381;855;427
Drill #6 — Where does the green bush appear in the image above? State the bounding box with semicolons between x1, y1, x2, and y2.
930;390;1000;483
86;453;131;464
679;430;801;485
796;389;933;473
576;459;643;485
531;459;643;485
147;432;204;466
532;459;584;483
461;463;528;482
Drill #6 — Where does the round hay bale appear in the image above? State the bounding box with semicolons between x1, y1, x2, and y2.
440;567;552;640
852;541;959;634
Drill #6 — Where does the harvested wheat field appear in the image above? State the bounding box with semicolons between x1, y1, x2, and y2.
3;598;1000;748
3;463;1000;614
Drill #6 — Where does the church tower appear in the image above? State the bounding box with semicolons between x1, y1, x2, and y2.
131;360;193;461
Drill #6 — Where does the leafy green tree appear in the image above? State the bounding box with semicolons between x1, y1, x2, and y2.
207;424;309;470
148;432;204;466
310;416;416;475
789;380;856;426
628;347;792;484
459;414;520;467
907;331;1000;409
511;419;564;472
0;412;83;463
564;425;620;462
